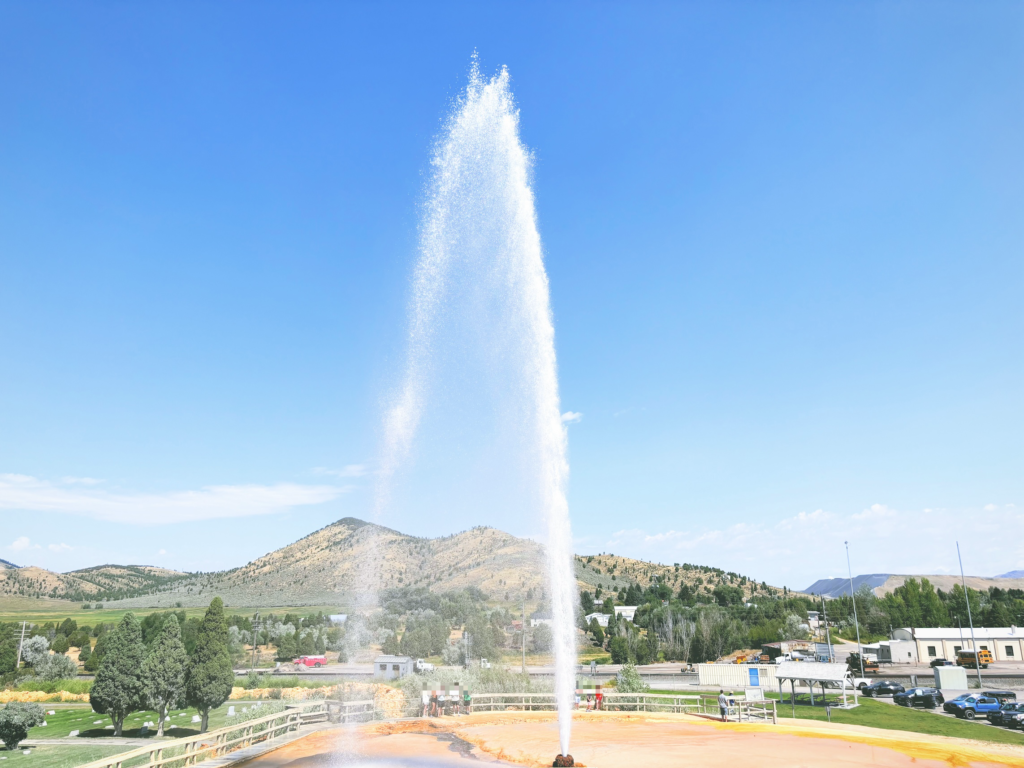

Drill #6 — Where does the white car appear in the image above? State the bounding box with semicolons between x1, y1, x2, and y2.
414;659;435;673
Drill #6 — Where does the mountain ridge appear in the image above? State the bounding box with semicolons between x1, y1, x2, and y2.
0;517;797;608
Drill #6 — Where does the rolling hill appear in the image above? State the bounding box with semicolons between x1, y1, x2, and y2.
0;564;184;602
0;517;794;609
806;573;1024;597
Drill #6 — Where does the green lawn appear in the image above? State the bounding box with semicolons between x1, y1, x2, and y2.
771;694;1024;746
22;701;262;742
0;598;343;625
645;689;1024;747
0;745;128;768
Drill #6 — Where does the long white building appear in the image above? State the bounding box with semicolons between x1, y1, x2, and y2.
893;626;1023;662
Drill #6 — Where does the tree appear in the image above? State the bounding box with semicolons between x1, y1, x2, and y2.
83;633;109;673
50;634;70;654
58;618;77;637
90;613;147;736
781;614;810;641
20;636;49;667
0;703;45;750
616;662;649;693
588;619;605;647
77;642;91;665
35;653;78;681
142;614;188;737
68;630;90;649
185;598;234;733
580;591;595;614
532;623;552;653
609;636;630;664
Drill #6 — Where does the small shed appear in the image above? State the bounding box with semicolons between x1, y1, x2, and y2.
374;655;414;680
775;661;858;709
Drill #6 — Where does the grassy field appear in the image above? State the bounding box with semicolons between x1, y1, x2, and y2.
761;693;1024;747
0;745;127;768
0;597;343;624
18;701;265;741
0;700;275;768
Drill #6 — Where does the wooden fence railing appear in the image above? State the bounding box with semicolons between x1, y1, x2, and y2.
74;690;777;768
467;692;776;723
76;702;326;768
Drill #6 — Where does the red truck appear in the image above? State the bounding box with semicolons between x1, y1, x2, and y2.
292;655;326;668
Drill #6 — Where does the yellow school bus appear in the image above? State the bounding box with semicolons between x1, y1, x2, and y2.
957;649;993;669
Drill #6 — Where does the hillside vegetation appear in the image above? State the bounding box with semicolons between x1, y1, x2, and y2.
0;565;185;602
0;518;798;609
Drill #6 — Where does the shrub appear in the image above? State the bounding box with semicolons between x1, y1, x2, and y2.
34;653;79;681
616;663;649;693
20;636;50;668
50;635;70;654
18;680;91;695
0;703;45;750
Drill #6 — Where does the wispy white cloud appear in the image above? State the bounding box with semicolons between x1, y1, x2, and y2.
48;543;72;553
61;477;103;486
560;411;583;424
312;464;369;478
0;474;348;525
598;503;1024;588
9;536;39;552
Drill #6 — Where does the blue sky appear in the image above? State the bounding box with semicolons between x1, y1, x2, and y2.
1;2;1021;589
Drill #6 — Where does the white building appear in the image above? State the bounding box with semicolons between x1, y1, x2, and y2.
894;626;1024;662
581;607;638;628
614;606;638;622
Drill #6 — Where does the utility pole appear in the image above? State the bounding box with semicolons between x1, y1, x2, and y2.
15;621;28;669
845;541;864;678
521;598;526;674
820;595;834;663
957;542;983;690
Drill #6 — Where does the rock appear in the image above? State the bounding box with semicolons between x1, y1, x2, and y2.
69;731;79;737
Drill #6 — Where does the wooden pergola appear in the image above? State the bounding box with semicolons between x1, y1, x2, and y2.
776;661;859;709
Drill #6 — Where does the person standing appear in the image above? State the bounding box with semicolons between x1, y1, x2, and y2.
462;686;472;715
718;689;729;721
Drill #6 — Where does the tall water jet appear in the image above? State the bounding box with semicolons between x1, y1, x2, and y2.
378;60;577;756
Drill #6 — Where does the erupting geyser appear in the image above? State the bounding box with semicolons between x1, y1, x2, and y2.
378;58;577;756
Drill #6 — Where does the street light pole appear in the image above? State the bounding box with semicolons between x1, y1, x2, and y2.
845;541;864;678
957;542;984;690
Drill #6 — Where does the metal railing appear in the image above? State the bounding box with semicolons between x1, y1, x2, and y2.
75;703;325;768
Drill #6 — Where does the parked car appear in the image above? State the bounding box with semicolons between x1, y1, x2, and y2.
414;659;435;673
943;694;1002;719
292;655;326;668
893;687;944;708
929;658;954;667
988;702;1024;727
861;680;905;698
983;690;1017;705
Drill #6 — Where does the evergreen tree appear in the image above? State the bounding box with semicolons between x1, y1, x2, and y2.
580;591;595;614
89;613;147;736
184;598;234;732
143;614;188;737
